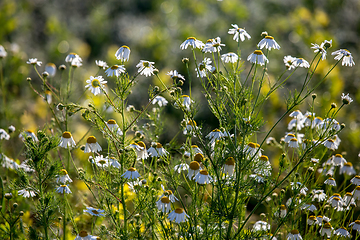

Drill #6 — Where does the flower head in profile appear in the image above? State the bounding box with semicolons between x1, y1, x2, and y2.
247;50;269;66
160;184;178;203
168;208;189;223
105;119;123;135
293;58;310;68
18;189;36;198
341;93;353;105
286;229;302;240
332;49;355;67
0;129;10;140
221;52;239;63
334;227;350;238
228;24;251;42
65;53;82;63
19;130;38;142
0;45;7;58
71;57;82;67
195;57;212;78
194;170;213;184
56;185;72;194
115;45;131;61
95;60;108;69
180;37;204;50
258;35;280;50
84;207;105;217
27;58;42;66
147;143;169;158
122;167;141;179
85;76;107;96
283;55;297;70
152;96;168;107
59;131;76;149
84;136;102;153
167;70;185;81
311;40;332;60
45;63;56;77
75;230;98;240
105;65;126;77
203;37;225;53
130;141;148;160
175;95;193;111
156;196;171;213
136;60;156;77
223;157;235;176
187;161;201;180
56;169;73;184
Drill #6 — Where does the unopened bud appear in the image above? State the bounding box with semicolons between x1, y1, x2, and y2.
153;68;159;75
5;193;13;200
311;93;317;100
341;123;345;129
331;103;337;109
42;71;49;77
19;211;24;216
59;64;66;70
26;77;31;82
182;58;189;64
13;203;18;208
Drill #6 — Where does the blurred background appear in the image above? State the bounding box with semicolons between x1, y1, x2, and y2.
1;0;360;158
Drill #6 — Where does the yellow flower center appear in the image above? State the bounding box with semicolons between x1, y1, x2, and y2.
161;196;170;204
225;157;235;165
60;185;67;188
328;177;335;181
91;79;100;88
99;160;107;165
182;95;189;98
333;193;341;197
107;119;116;125
247;142;256;148
128;167;136;172
213;129;221;132
253;50;263;55
355;220;360;224
345;192;352;196
356;186;360;191
194;153;204;162
187;37;196;40
156;143;163;148
111;65;119;70
290;138;298;142
355;176;360;179
79;230;88;237
191;145;199;148
62;131;72;138
175;208;184;214
335;154;343;158
344;162;353;167
121;45;130;50
287;133;295;138
142;61;150;68
60;169;68;175
189;161;200;170
324;222;332;228
200;170;208;175
87;136;97;144
309;215;316;220
137;141;146;149
165;190;173;195
290;229;299;234
259;155;268;161
265;36;274;40
280;204;286;210
188;120;197;126
92;210;99;214
199;63;205;71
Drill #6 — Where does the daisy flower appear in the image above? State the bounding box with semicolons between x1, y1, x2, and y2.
307;215;318;225
0;129;10;140
167;70;185;81
85;76;107;96
0;45;7;58
311;40;332;60
65;53;82;63
324;177;337;186
160;185;179;202
332;154;347;166
332;49;355;66
352;186;360;200
71;57;82;67
343;192;356;207
221;52;239;63
156;196;171;213
195;57;212;78
227;24;251;42
349;220;360;232
187;161;201;180
93;155;109;167
180;37;204;50
175;95;193;111
26;58;42;66
115;45;131;61
334;227;350;238
56;169;73;184
293;58;310;68
341;93;353;105
59;131;76;149
247;50;269;66
95;60;108;69
75;230;98;240
18;189;36;198
194;170;213;184
121;167;140;179
105;65;126;77
168;208;189;223
223;157;235;176
136;60;156;77
288;138;299;148
203;37;225;53
84;207;105;217
183;120;199;137
45;63;56;77
253;221;270;231
19;130;38;142
147;143;169;158
108;157;121;168
286;229;302;240
323;139;337;150
206;129;224;143
152;96;168;107
105;119;123;135
174;163;188;173
56;185;72;194
84;136;102;153
340;162;356;176
257;35;280;50
351;175;360;186
312;190;327;202
320;223;333;238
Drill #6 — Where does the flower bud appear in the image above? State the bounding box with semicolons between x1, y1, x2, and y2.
59;64;66;70
57;103;64;111
311;93;317;99
13;203;18;208
19;211;24;216
26;77;31;82
182;58;189;64
42;71;49;77
331;103;337;109
5;193;13;200
153;68;159;75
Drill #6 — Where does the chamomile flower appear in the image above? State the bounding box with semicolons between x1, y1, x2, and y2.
85;76;107;96
18;189;36;198
26;58;42;66
174;163;189;173
332;49;355;67
84;136;102;153
65;53;82;63
286;229;302;240
257;35;280;50
223;157;235;176
221;52;239;63
343;192;356;207
183;120;199;137
19;130;38;142
206;129;224;143
349;220;360;232
167;70;185;81
180;37;204;50
312;190;327;202
323;139;337;150
320;223;333;238
93;155;109;167
194;170;213;184
147;143;169;157
187;161;201;180
45;63;56;77
311;40;332;60
59;131;76;149
75;230;97;240
71;57;82;67
122;167;140;179
152;96;168;107
203;37;225;53
0;129;10;140
341;93;353;105
352;186;360;200
168;208;189;223
84;207;105;217
95;60;108;69
115;45;131;61
293;58;310;68
307;215;318;225
0;45;7;58
195;57;212;78
253;221;270;231
156;196;171;213
324;177;337;186
288;138;300;148
274;204;287;218
351;176;360;186
247;50;269;66
332;154;347;166
340;162;356;176
56;185;72;194
228;24;251;42
108;157;121;168
105;119;123;135
334;227;350;238
175;95;193;111
283;55;297;70
136;60;156;77
56;169;73;184
105;65;126;77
